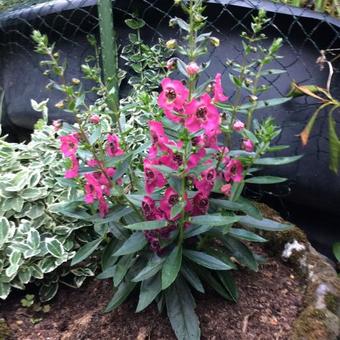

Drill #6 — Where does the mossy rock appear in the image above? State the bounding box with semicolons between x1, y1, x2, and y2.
292;306;339;340
0;318;11;340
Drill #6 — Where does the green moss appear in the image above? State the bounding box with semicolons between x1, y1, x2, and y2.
325;292;338;314
292;307;328;340
0;318;11;340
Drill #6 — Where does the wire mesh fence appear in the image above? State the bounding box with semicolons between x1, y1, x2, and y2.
0;0;340;115
0;0;339;212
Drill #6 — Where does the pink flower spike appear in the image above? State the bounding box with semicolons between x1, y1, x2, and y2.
187;148;206;170
186;62;200;76
243;139;254;152
224;159;244;183
160;187;180;220
64;156;79;179
60;134;79;157
185;94;221;134
144;160;167;195
233;120;245;132
90;114;100;124
157;78;189;111
213;73;229;103
105;134;124;158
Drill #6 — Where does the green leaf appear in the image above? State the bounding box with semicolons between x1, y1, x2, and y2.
113;254;135;287
97;265;116;280
104;280;137;313
71;238;102;265
254;155;302;166
229;228;267;243
170;201;186;220
39;282;59;302
238;215;292;231
216;272;238;302
333;242;340;262
125;18;145;30
0;217;10;248
184;224;213;239
125;220;167;231
184;250;233;270
113;232;147;256
0;282;11;300
328;112;340;173
162;245;182;290
180;263;205;293
132;255;164;282
136;273;161;312
245;176;287;184
191;215;240;227
196;267;230;299
89;126;102;145
45;238;64;258
223;236;258;271
165;278;200;340
210;198;262;220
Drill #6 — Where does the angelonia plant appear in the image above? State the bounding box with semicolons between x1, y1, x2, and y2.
31;1;300;339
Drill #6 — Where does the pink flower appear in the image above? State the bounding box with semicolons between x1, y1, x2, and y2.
90;114;100;124
160;187;180;220
224;159;243;183
187;148;206;170
52;119;62;131
186;62;200;76
60;134;79;157
221;183;232;197
105;134;124;158
98;198;109;217
233;120;245;132
243;139;254;152
192;192;209;216
142;196;158;221
163;108;187;124
213;73;228;103
158;151;183;170
84;174;101;204
157;78;189;111
194;167;217;196
144;160;167;194
185;94;221;135
65;156;79;179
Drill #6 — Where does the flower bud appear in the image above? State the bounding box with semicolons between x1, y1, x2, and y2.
72;78;80;85
243;139;254;152
210;37;220;47
166;39;177;49
90;114;100;124
233;120;245;132
166;58;177;71
174;0;181;5
55;100;64;109
186;62;200;76
52;119;62;131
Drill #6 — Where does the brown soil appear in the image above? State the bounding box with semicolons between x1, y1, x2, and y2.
0;255;304;340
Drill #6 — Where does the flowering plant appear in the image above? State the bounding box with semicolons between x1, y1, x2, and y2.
33;2;301;339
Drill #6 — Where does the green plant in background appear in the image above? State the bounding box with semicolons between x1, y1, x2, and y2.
220;9;291;137
273;0;340;17
0;108;98;302
288;48;340;173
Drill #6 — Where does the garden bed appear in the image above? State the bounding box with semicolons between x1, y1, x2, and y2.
1;248;304;340
1;205;339;340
